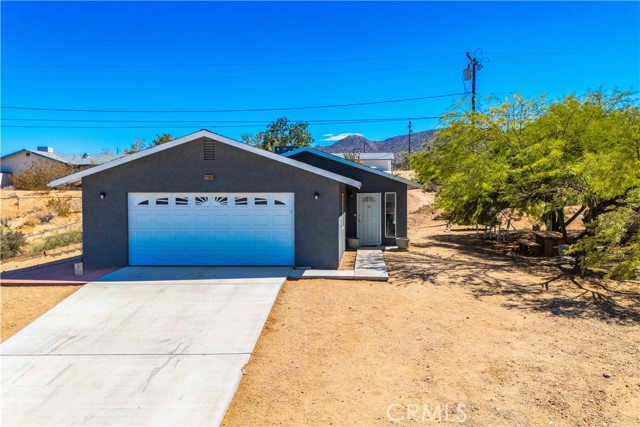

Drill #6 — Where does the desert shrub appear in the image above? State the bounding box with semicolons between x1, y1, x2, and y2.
31;230;82;253
38;213;55;224
0;217;10;227
10;161;74;190
1;230;27;259
22;217;38;227
46;197;72;217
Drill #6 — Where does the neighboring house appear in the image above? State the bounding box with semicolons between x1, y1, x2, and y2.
49;130;421;269
331;152;395;173
0;147;124;187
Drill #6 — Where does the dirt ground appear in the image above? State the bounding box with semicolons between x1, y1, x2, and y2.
1;285;81;342
224;189;640;426
1;189;82;248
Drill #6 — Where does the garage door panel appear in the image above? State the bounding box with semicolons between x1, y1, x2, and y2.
252;215;270;226
128;193;294;266
155;215;172;226
214;215;231;226
272;214;291;226
232;215;250;226
174;214;191;226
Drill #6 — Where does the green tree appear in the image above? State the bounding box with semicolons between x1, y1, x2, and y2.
149;133;174;147
242;117;313;152
409;90;640;279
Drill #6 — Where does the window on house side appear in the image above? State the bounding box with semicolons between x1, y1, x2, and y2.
385;192;396;238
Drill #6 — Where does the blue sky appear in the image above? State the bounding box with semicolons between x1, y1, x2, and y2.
2;1;639;155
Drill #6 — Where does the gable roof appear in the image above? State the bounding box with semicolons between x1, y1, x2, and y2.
283;148;422;189
1;149;124;166
332;153;395;161
48;130;362;188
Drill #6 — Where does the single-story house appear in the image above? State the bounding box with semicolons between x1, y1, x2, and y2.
49;130;421;269
0;147;124;187
331;152;395;173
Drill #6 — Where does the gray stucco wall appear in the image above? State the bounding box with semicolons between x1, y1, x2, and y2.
82;137;343;269
288;151;409;246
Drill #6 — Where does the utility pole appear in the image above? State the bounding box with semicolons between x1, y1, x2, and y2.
464;52;483;114
407;121;412;155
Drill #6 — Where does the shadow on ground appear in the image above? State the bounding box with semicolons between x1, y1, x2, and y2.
386;231;640;324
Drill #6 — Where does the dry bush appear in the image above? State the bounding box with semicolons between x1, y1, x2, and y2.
22;217;38;227
38;213;55;224
10;161;74;190
46;197;72;217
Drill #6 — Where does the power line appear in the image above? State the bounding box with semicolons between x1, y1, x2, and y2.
3;50;629;69
1;116;440;124
3;52;464;69
3;63;462;81
1;92;466;114
1;116;442;129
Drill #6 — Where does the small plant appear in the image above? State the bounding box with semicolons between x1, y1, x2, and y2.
46;197;72;217
1;229;27;259
31;230;82;253
22;217;38;227
38;213;55;224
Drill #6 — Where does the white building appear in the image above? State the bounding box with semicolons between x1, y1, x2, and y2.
332;152;395;173
0;147;124;187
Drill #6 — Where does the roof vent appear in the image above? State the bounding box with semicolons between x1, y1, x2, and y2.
37;146;54;153
82;153;90;158
203;140;216;161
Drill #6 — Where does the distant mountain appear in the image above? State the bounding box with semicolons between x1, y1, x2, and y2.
316;130;436;164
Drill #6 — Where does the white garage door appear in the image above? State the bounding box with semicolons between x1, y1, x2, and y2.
128;192;294;266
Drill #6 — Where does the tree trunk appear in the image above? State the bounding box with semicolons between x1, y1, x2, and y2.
557;209;568;242
564;205;586;228
550;210;560;232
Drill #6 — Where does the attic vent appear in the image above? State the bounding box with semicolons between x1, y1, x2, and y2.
203;140;216;160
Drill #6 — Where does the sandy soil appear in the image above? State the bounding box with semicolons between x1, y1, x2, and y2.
339;250;357;270
224;189;640;427
1;285;81;342
1;189;82;249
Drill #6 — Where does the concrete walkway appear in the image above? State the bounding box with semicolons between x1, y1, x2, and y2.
288;248;388;281
1;266;289;426
354;248;389;280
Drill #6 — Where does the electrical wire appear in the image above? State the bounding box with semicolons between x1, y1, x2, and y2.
2;62;462;81
1;116;442;129
1;92;466;114
1;116;440;124
3;50;629;69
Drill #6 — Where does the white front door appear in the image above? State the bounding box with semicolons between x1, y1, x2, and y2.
128;192;294;266
357;193;381;246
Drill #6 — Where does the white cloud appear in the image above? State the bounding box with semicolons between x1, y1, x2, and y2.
321;132;364;142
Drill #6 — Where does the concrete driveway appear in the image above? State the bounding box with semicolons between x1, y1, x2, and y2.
1;266;289;426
